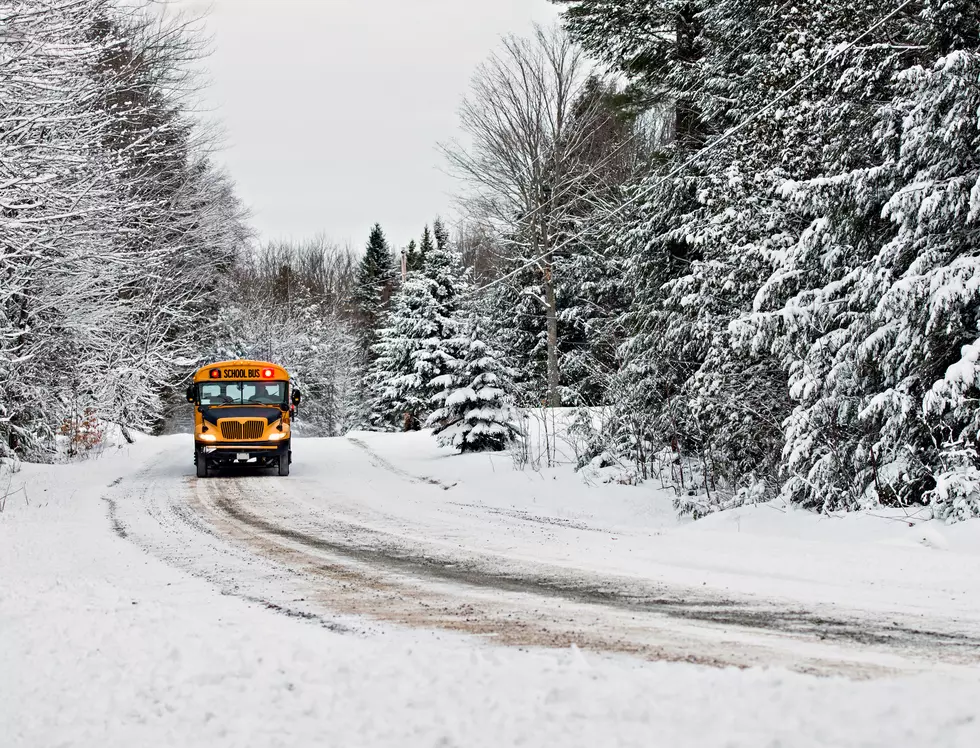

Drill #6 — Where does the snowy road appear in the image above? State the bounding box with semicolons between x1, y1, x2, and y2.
107;434;980;678
7;432;980;747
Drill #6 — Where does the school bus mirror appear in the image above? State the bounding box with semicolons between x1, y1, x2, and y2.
291;390;302;406
186;385;196;404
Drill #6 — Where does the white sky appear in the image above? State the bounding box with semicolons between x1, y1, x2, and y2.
172;0;561;250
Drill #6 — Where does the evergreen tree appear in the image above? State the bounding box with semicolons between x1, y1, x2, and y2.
433;217;450;252
417;225;434;271
550;0;980;519
427;317;520;453
741;3;980;517
483;253;551;405
351;223;396;354
404;240;420;274
368;242;469;430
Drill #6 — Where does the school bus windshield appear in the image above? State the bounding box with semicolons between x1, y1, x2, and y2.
198;381;288;406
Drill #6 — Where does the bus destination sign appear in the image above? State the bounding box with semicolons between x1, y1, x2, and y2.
209;367;277;380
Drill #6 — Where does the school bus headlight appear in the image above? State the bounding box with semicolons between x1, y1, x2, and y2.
269;432;287;441
199;433;217;442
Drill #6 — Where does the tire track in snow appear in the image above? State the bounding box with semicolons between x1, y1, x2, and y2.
103;441;980;678
347;436;456;490
188;473;980;676
104;461;359;637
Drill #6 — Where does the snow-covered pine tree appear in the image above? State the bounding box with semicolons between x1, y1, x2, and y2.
404;240;420;273
730;2;966;515
552;0;707;148
433;217;450;252
550;0;929;510
622;0;846;500
555;0;980;521
351;223;397;355
736;2;980;518
550;0;717;483
417;225;434;270
368;240;469;430
427;317;519;453
367;279;434;432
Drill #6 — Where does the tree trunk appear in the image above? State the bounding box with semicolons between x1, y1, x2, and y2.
544;259;560;408
675;3;705;151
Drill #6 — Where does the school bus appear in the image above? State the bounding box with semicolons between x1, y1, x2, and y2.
186;360;301;478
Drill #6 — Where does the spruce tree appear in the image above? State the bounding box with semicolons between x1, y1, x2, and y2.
550;0;980;519
427;317;519;453
417;225;435;271
351;223;396;355
368;241;469;430
433;217;450;252
367;278;432;431
404;240;419;274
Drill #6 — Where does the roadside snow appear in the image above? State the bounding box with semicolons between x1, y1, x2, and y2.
350;430;980;624
3;434;980;747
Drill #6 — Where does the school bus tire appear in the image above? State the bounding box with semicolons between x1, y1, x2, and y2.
196;449;209;478
277;451;290;477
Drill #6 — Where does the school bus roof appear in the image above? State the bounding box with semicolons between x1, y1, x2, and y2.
193;361;291;383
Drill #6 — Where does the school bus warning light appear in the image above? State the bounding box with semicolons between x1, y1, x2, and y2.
262;368;274;379
209;368;222;379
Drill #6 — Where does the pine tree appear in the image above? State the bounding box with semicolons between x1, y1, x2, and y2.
428;318;520;453
741;5;980;517
550;0;980;519
351;223;396;354
368;278;435;432
404;240;420;274
417;225;434;270
369;241;469;430
433;217;450;252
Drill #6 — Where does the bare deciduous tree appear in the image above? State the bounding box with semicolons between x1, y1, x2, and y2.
441;25;608;407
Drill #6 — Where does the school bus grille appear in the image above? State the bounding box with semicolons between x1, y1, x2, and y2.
220;420;265;441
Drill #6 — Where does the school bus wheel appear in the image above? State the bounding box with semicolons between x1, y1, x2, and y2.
196;447;209;478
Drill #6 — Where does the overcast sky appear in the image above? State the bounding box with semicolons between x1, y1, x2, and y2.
172;0;561;251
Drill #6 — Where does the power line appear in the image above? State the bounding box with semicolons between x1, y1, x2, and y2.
465;0;916;299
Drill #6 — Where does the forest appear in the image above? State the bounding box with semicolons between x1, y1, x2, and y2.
4;0;980;523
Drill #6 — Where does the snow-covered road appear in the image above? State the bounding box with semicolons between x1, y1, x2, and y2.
108;434;980;677
5;433;980;746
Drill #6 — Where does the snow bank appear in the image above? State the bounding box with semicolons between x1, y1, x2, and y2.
349;430;980;621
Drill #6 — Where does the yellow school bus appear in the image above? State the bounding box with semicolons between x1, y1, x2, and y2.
186;360;301;477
